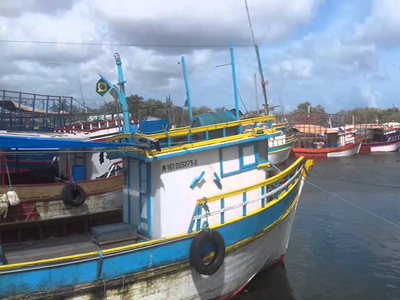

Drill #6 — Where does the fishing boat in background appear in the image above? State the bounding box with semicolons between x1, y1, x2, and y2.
243;122;296;165
359;122;400;153
291;124;362;158
0;48;315;299
54;118;139;141
0;133;123;243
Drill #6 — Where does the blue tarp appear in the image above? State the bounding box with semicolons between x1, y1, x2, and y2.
0;135;126;149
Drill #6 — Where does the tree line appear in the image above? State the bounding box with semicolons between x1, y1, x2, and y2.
93;96;400;126
96;94;227;126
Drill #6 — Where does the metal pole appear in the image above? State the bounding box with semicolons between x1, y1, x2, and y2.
229;41;240;121
254;73;259;116
45;95;49;129
181;56;193;123
1;149;5;186
255;46;269;115
1;90;5;130
31;94;36;130
18;92;22;129
58;96;62;127
114;53;131;134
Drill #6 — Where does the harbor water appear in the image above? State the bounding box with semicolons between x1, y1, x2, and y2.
236;153;400;300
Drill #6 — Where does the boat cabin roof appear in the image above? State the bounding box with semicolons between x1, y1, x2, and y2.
107;115;278;162
292;124;337;134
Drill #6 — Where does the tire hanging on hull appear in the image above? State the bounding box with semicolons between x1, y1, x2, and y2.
62;183;86;206
190;229;225;275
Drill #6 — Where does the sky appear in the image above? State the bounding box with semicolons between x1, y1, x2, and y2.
0;0;399;113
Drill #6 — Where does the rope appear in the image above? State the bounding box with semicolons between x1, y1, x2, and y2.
102;279;107;300
309;175;400;190
237;89;249;113
4;157;13;191
202;197;211;234
306;180;400;230
120;274;126;300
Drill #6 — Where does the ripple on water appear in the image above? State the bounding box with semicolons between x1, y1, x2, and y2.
236;153;400;300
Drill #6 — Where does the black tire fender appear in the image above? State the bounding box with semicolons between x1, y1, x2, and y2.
190;229;225;275
62;183;86;207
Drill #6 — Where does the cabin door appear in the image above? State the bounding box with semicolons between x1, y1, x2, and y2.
138;161;151;236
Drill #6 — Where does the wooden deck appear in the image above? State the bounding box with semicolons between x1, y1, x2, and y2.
3;232;141;265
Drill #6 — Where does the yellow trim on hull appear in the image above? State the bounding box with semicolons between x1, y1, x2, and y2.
0;158;314;272
197;156;305;205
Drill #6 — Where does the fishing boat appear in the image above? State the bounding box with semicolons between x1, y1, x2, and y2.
243;122;296;165
0;49;314;299
359;122;400;153
54;118;140;141
0;133;123;242
291;124;362;158
269;123;296;164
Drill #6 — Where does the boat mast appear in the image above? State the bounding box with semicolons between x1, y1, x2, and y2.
254;73;259;116
244;0;269;115
180;56;193;124
229;41;240;122
97;53;131;134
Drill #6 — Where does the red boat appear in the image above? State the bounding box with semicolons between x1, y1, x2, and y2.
291;124;362;158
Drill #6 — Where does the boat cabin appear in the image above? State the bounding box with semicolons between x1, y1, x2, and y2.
291;124;356;149
103;115;282;241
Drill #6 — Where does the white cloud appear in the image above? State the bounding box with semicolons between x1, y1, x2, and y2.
352;0;400;46
270;58;314;79
349;85;381;107
0;0;323;109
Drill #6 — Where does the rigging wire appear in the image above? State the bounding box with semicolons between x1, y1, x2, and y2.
236;89;248;113
0;39;253;48
309;175;400;190
306;180;400;230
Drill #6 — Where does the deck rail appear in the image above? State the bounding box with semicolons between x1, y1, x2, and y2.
188;156;313;233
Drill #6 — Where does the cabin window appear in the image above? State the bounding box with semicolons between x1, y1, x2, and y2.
258;140;268;163
220;141;266;177
220;146;240;177
240;144;257;168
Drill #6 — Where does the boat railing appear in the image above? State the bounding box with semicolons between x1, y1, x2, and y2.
107;115;276;153
54;119;139;133
188;156;313;233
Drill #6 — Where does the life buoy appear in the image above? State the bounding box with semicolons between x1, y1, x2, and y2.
62;183;86;206
190;229;225;275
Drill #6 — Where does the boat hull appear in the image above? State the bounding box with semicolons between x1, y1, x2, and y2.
292;140;362;158
0;175;123;225
360;141;400;154
268;141;295;164
0;162;310;299
0;199;299;300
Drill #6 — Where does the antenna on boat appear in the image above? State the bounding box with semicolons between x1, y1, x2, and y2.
96;53;131;134
244;0;269;115
180;56;193;124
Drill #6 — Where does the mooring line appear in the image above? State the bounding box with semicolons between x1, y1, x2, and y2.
309;174;400;190
306;180;400;230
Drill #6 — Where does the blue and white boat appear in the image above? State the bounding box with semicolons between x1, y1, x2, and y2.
0;51;314;299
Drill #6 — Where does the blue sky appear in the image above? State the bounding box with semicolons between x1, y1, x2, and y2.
0;0;398;113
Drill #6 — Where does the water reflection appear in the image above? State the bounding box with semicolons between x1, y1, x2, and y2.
235;263;296;300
